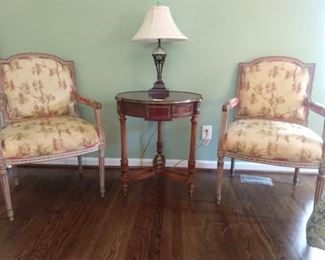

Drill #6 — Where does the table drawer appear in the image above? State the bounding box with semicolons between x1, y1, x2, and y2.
145;105;172;121
172;103;193;117
124;102;146;117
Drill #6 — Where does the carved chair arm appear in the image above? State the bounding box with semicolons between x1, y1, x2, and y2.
222;97;239;112
306;98;325;163
307;98;325;117
73;93;105;145
218;98;239;156
75;94;102;110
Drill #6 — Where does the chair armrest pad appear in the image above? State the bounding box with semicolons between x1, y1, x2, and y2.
73;93;105;144
307;98;325;117
75;94;102;110
222;98;239;112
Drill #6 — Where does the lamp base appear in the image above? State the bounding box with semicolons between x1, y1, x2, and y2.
149;82;169;99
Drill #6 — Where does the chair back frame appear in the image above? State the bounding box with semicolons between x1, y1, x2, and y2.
234;56;315;126
0;53;81;127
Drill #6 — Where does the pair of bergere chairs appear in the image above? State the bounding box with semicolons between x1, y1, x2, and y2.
0;54;324;221
0;53;105;221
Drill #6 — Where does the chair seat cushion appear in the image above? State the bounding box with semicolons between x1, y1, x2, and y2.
0;116;99;159
224;119;322;163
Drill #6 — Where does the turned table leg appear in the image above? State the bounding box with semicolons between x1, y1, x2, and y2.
98;145;105;197
188;114;198;197
119;113;129;197
153;121;165;175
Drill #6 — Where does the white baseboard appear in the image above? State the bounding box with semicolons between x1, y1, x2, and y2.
35;157;318;174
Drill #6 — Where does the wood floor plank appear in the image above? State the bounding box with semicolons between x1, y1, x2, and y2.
0;166;324;259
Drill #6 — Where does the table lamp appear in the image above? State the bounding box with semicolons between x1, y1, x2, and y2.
132;5;188;99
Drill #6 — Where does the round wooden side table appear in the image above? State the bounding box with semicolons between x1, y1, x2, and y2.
115;91;202;196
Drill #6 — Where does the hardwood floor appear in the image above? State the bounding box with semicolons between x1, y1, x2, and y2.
0;166;324;259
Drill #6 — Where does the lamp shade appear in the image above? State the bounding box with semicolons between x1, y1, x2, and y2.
132;5;188;42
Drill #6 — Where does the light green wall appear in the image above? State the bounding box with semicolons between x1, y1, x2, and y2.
0;0;324;161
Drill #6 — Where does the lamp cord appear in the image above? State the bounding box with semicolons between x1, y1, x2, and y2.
140;126;157;166
172;130;208;168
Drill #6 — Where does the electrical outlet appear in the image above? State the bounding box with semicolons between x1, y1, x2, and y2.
201;125;212;141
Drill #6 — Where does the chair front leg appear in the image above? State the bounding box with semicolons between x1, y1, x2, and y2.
230;158;235;176
0;164;14;221
216;155;225;204
293;168;299;185
314;163;325;206
216;98;238;205
77;156;83;174
308;100;325;206
12;166;19;186
98;146;105;197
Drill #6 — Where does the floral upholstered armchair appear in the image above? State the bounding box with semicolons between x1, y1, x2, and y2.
0;53;106;220
306;196;325;250
216;56;325;205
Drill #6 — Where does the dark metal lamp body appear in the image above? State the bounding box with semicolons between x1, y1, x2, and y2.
149;39;169;99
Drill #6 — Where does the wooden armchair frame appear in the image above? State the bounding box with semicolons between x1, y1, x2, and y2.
216;56;325;206
0;53;106;221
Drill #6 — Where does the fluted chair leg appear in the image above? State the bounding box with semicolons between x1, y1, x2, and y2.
230;158;235;176
293;168;299;185
314;164;325;207
216;156;225;204
0;166;14;221
98;147;105;197
12;166;19;186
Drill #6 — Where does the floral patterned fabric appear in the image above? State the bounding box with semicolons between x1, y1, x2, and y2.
223;119;322;163
2;57;75;120
0;116;99;159
306;197;325;250
238;60;310;121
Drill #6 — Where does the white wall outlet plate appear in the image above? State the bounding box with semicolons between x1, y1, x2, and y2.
201;125;212;140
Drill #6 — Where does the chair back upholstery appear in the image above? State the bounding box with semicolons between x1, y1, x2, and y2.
235;57;315;124
0;53;78;123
